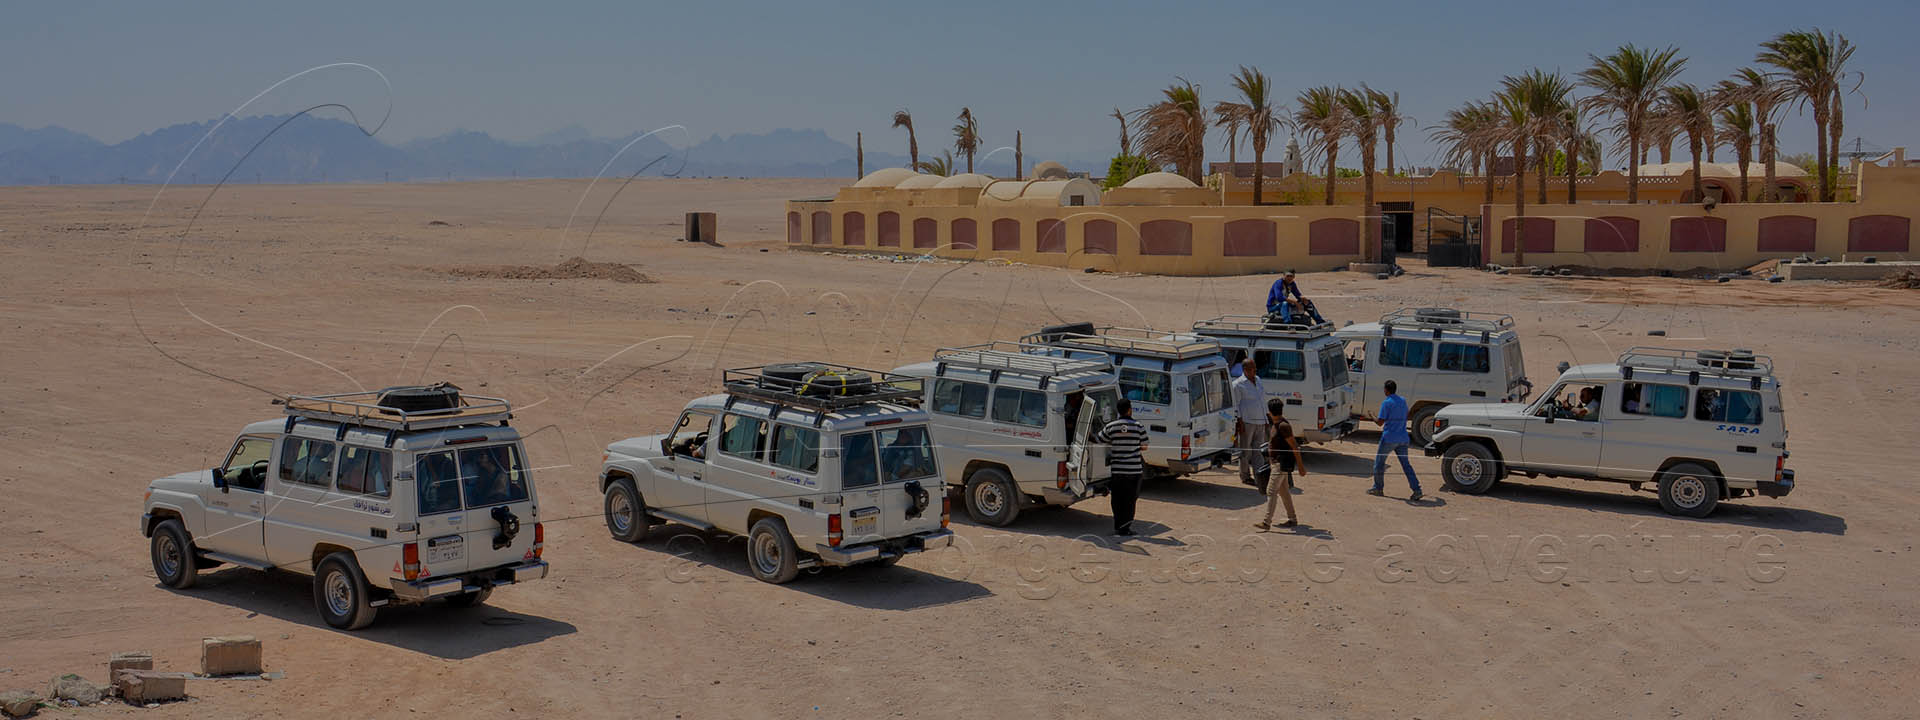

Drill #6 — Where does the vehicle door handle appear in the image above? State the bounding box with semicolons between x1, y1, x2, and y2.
1581;431;1595;437
1470;390;1487;397
249;501;263;511
1025;450;1043;458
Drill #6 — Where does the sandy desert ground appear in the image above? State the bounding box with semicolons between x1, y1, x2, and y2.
1;178;1917;718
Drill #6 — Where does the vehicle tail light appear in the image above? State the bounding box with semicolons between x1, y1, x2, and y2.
1057;461;1069;489
1775;455;1785;482
1181;435;1191;460
532;522;545;559
1317;406;1326;428
828;513;843;547
941;496;951;529
402;542;421;581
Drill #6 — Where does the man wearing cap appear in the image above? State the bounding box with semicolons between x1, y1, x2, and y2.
1265;270;1327;325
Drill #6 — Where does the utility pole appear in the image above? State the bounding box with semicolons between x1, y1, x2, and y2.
856;132;864;177
1015;131;1023;180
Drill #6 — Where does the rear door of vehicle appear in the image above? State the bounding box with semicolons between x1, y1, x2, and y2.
1313;341;1355;431
843;423;945;541
410;448;470;578
455;442;540;573
1183;364;1236;461
1068;387;1117;494
1118;360;1175;466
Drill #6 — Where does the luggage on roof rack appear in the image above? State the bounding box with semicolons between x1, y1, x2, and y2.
1191;314;1334;338
1617;346;1774;385
722;363;924;411
283;386;513;434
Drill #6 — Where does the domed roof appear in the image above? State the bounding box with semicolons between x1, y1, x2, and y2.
934;173;995;188
895;174;946;189
1031;161;1070;180
852;167;920;188
1121;172;1198;189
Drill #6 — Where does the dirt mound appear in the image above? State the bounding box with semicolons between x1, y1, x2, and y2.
1879;270;1920;289
441;256;655;283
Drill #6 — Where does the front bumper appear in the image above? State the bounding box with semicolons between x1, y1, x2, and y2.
388;559;549;602
1423;442;1443;457
1758;469;1795;498
815;528;955;567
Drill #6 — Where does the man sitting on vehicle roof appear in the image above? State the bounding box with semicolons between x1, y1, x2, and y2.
1265;270;1327;325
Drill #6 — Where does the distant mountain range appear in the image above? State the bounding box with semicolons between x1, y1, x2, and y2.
0;116;1042;185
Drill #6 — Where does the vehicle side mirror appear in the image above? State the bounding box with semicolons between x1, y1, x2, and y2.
211;469;229;493
1543;413;1555;424
661;437;672;456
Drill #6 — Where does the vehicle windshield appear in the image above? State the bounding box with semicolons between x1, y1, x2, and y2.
1318;344;1350;390
1505;342;1526;385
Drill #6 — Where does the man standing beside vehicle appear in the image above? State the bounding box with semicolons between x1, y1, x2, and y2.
1369;379;1423;501
1231;357;1268;489
1094;398;1149;536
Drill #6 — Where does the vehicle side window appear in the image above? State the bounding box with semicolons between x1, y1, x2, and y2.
841;432;879;489
336;446;392;498
769;424;820;474
1620;382;1687;418
879;426;939;482
1208;369;1232;413
1189;369;1230;418
933;379;988;418
1119;368;1172;406
718;413;769;462
669;411;715;461
1380;339;1433;369
1318;344;1350;389
1695;388;1763;426
1436;343;1491;373
1254;350;1306;382
278;438;336;486
221;436;274;492
460;445;529;508
991;387;1047;427
415;451;463;515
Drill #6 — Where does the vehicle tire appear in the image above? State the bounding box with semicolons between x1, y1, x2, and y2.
603;477;651;543
963;467;1022;527
1657;463;1720;517
150;519;198;589
1410;404;1445;447
313;553;378;630
746;517;801;584
1441;442;1502;494
445;586;492;608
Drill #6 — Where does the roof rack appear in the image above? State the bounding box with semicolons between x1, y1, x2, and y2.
1191;315;1334;339
1019;326;1222;361
1381;307;1514;334
934;342;1112;386
282;390;513;440
1618;347;1773;387
721;364;925;413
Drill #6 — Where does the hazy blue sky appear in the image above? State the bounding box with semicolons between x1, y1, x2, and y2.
5;0;1914;169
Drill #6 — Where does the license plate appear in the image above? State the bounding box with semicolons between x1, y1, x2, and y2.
852;515;878;536
427;535;464;564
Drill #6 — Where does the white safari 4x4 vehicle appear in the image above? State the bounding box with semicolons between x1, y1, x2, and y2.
1023;323;1236;478
141;385;549;630
1337;307;1532;446
893;343;1120;527
1427;347;1796;517
598;364;955;584
1191;315;1357;442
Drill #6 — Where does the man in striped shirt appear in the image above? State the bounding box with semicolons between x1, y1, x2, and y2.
1094;397;1149;536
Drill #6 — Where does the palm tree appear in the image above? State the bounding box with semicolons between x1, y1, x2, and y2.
1338;87;1385;262
1372;90;1408;175
891;110;918;171
1660;83;1715;202
1760;29;1856;201
1215;65;1281;205
1494;85;1537;265
1212;100;1243;167
1135;80;1207;182
1505;69;1573;204
1578;44;1688;203
952;108;980;174
1720;68;1789;201
916;150;954;177
1111;107;1133;156
1294;86;1346;205
1716;99;1756;202
1428;100;1503;207
1557;104;1602;203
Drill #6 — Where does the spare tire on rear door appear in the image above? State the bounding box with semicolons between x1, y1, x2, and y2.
376;383;462;413
799;370;873;397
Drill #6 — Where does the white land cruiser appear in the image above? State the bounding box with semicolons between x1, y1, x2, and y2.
141;385;549;630
599;364;955;584
1023;323;1236;478
1191;315;1358;443
1336;307;1533;447
1427;347;1796;517
893;343;1120;527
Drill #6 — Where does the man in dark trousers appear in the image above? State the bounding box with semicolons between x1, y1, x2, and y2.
1265;270;1327;325
1094;398;1149;536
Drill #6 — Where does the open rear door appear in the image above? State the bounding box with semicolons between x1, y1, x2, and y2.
1067;388;1117;496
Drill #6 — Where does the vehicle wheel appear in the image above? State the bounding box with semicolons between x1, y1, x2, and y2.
150;519;198;589
963;468;1021;527
603;477;651;543
445;586;493;608
313;553;378;630
1410;404;1445;447
746;517;801;584
1441;442;1502;494
1657;464;1720;517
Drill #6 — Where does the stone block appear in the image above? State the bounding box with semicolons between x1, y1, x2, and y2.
200;636;263;676
686;211;717;244
0;690;39;718
108;652;153;680
44;674;102;705
114;671;189;704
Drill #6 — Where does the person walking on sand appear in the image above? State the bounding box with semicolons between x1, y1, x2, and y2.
1230;357;1268;489
1094;397;1149;536
1369;379;1423;501
1255;398;1305;530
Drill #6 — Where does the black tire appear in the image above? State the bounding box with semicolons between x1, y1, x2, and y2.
1410;404;1445;447
746;517;801;584
375;383;462;412
1657;463;1721;517
964;467;1022;527
313;553;378;630
150;519;198;589
445;586;493;608
603;477;651;543
1441;441;1502;494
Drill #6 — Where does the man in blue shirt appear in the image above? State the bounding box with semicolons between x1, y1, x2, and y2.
1264;270;1327;325
1369;379;1423;501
